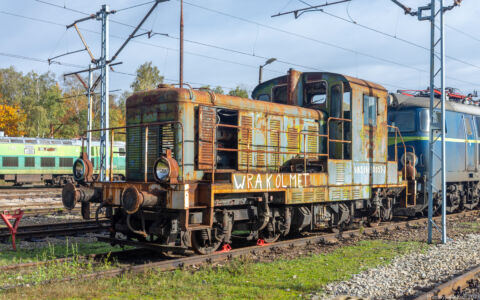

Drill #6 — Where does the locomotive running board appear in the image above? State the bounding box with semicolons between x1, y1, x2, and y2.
97;236;188;254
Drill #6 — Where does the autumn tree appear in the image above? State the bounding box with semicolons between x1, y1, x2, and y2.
0;103;25;136
130;62;164;92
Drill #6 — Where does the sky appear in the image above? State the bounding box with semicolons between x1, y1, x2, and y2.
1;0;480;97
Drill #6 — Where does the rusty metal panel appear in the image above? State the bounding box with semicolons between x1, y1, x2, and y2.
238;112;253;171
328;160;352;185
267;118;281;171
286;186;329;204
198;106;215;169
353;162;387;185
253;112;267;170
353;162;370;185
387;161;398;184
372;163;387;185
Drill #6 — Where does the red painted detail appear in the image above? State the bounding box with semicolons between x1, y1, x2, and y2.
256;239;269;246
218;243;232;253
0;209;24;250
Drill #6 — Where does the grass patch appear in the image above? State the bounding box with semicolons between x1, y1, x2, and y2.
1;239;427;299
0;243;115;288
457;222;480;233
0;239;124;266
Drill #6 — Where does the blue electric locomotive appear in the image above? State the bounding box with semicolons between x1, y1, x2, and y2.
388;93;480;216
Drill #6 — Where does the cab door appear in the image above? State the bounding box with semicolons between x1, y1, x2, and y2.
464;115;476;171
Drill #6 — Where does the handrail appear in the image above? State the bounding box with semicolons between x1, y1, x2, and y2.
327;117;352;159
81;121;185;183
210;123;330;183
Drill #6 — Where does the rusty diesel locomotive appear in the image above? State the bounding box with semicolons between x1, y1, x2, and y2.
62;70;415;254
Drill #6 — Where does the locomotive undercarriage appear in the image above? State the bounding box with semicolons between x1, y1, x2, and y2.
109;188;399;254
395;178;480;217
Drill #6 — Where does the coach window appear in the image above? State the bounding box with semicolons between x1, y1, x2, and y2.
363;95;377;126
272;85;287;104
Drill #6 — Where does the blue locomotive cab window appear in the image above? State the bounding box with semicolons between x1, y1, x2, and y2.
363;95;377;126
420;110;442;132
390;111;415;132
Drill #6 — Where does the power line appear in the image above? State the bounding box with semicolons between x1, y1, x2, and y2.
0;51;85;69
308;6;480;73
0;8;284;75
26;0;480;88
179;0;480;87
446;24;480;44
116;1;157;12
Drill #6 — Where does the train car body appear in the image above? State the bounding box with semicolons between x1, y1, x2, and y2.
0;137;126;185
388;93;480;215
64;70;414;254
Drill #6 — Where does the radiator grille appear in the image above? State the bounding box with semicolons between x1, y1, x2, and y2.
336;163;345;184
268;119;281;171
126;124;176;181
238;115;253;171
306;125;318;158
315;188;326;202
198;106;215;169
291;191;303;203
353;187;361;199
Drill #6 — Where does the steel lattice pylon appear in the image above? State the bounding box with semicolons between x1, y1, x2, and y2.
393;0;461;244
418;0;447;244
97;4;111;182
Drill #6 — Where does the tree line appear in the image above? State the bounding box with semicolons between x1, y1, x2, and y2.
0;61;249;139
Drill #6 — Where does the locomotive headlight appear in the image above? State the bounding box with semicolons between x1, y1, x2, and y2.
401;152;418;167
153;157;171;182
73;158;86;181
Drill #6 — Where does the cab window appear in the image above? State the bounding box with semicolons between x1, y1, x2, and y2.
363;95;377;126
305;81;327;106
390;111;415;132
272;85;287;104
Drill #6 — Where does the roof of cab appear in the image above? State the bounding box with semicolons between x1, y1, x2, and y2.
390;93;480;116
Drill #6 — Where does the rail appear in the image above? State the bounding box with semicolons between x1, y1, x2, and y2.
81;121;185;183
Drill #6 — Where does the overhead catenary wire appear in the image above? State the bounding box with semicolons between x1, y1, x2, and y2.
25;0;480;89
0;9;285;76
29;0;468;88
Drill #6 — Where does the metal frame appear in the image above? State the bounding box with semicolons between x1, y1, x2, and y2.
392;0;462;244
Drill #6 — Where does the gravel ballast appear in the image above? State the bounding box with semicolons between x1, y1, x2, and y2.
323;233;480;299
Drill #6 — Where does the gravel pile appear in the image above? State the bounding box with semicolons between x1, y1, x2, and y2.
323;234;480;299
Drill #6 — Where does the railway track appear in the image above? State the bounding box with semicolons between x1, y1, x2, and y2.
1;210;477;292
0;220;109;241
415;264;480;300
0;188;61;200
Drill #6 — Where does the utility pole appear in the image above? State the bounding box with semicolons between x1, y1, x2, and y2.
392;0;461;244
180;0;184;88
98;4;111;181
87;64;93;159
60;1;167;182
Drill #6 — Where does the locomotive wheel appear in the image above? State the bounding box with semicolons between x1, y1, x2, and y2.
259;229;281;243
191;229;222;255
367;217;380;227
